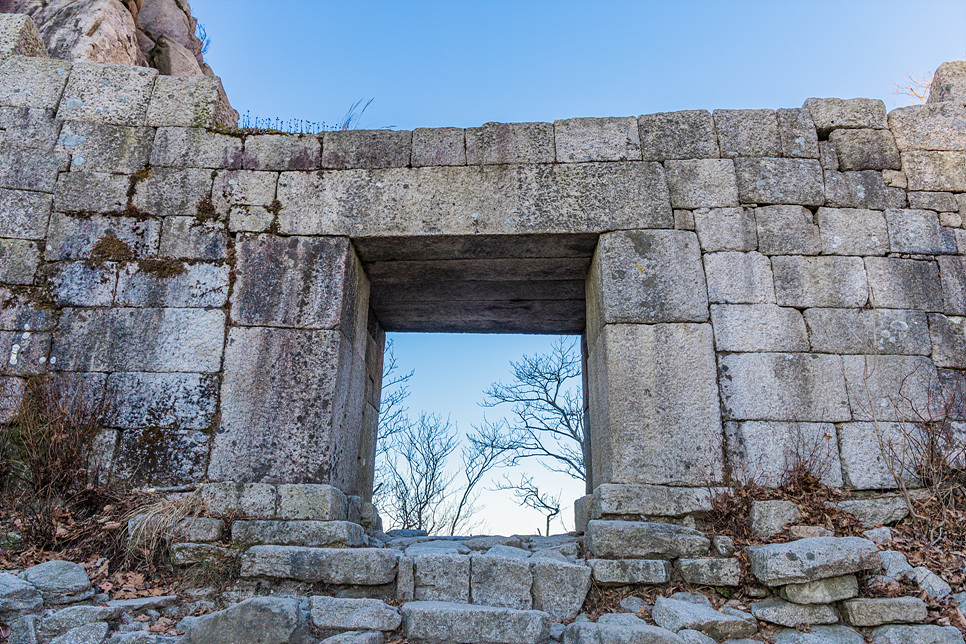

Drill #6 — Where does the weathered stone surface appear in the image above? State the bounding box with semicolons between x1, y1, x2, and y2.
199;482;278;518
40;606;121;638
231;235;368;336
804;98;887;135
106;372;217;429
772;256;868;308
310;596;401;632
912;566;952;598
588;324;723;486
0;14;46;58
692;207;757;252
232;520;365;548
0;188;51;240
151;127;243;169
470;554;532;609
47;260;115;306
129;516;221;544
589;559;671;585
0;330;49;376
51;308;225;372
413;553;470;603
115;261;228;308
746;537;881;586
841;354;939;422
241;546;398;585
0;144;67;193
2;377;27;422
717;352;851;422
755;205;821;255
0;572;42;618
803;308;930;356
244;134;320;171
939;256;966;315
841;597;927;627
411;127;465;167
587;230;707;340
714;109;781;158
20;561;92;605
871;624;964;644
401;601;551;644
838;422;920;490
147;75;234;128
56;62;156;126
0;56;69;111
734;157;824;205
56;122;152;174
159;217;229;260
830;129;901;171
323;130;412;169
564;622;685;644
902;151;966;192
589;484;713;519
889;102;966;151
652;597;756;640
0;239;39;285
554;117;640;163
180;597;309;644
639;110;718;160
929;314;966;368
824;170;907;209
530;559;590;621
277;484;348;521
210;327;365;487
0;106;61;151
774;625;865;644
132;167;212;217
664;159;739;209
750;598;838;627
466;122;552;165
778;108;819;159
711;304;809;352
864;257;942;311
677;558;741;586
929;60;966;103
318;632;382;644
885;208;941;254
115;426;210;486
48;622;108;644
51;171;129;214
910;191;959;211
703;251;775;304
780;574;858;605
586;520;710;560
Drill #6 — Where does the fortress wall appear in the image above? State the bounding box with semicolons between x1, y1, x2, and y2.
1;14;964;514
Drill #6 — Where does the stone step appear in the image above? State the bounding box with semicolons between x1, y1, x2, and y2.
231;520;366;548
745;537;881;586
401;601;550;644
585;520;711;559
240;546;398;585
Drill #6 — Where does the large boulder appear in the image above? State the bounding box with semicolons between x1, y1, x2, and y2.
179;597;311;644
20;561;93;605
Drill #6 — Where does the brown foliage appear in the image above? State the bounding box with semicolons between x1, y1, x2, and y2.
90;232;134;264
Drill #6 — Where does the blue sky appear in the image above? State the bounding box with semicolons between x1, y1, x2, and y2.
195;0;966;534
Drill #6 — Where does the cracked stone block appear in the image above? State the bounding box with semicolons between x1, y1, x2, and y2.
885;208;941;254
52;171;128;213
45;213;160;261
0;238;39;285
711;304;808;352
152;126;244;168
841;354;939;422
48;261;117;306
734;157;824;205
703;251;775;304
106;372;218;430
159;217;228;260
56;61;157;126
817;207;889;255
0;188;51;239
755;205;820;255
747;536;880;586
0;145;68;192
0;330;49;375
772;256;868;308
804;98;887;135
243;134;321;171
209;327;365;488
411;127;465;167
115;261;229;308
804;308;931;356
465;122;551;165
639;110;719;160
50;307;225;372
889;102;966;151
902;151;966;192
777;108;819;159
146;75;234;128
531;559;591;620
824;170;907;209
664;159;739;209
554;116;641;163
414;553;470;603
132;167;213;217
114;427;210;486
0;55;70;110
714;109;781;158
55;121;153;174
864;257;942;311
717;352;851;422
725;421;843;488
0;106;61;150
693;207;757;252
212;169;277;215
829;129;901;171
469;554;532;609
588;324;723;486
323;129;412;169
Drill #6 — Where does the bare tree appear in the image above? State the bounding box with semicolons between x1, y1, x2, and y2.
892;69;934;104
494;474;561;536
480;337;586;483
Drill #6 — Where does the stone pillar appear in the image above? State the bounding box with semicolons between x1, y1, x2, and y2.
208;235;373;495
584;230;723;509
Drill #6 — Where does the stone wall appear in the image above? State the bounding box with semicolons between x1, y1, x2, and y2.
0;12;964;514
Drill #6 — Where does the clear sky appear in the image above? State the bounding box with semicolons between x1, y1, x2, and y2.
193;0;966;535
